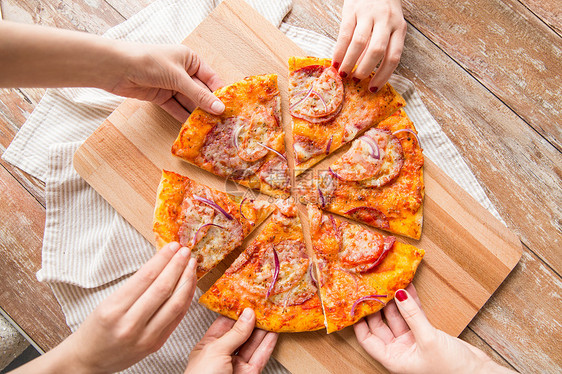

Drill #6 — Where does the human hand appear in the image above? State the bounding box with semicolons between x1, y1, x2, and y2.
333;0;407;92
354;284;514;374
110;42;225;122
185;308;278;374
49;242;198;374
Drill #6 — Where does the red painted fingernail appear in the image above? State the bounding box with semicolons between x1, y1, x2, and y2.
395;289;408;302
369;86;379;93
339;71;347;78
352;77;361;84
333;61;340;69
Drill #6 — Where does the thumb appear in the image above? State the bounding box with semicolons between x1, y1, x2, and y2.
394;288;434;343
214;308;256;354
175;72;225;115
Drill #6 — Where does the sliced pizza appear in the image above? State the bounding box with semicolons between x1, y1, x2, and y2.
308;204;424;333
153;170;274;278
171;74;290;198
308;109;424;239
198;203;325;332
289;56;406;172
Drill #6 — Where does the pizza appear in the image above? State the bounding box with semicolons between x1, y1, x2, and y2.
289;56;406;173
155;59;426;333
305;109;424;239
153;170;274;278
198;203;325;332
171;74;290;198
308;205;425;333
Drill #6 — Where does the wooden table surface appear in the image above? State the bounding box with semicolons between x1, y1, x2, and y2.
0;0;560;372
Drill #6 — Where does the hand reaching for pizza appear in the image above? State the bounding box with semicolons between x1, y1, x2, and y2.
332;0;407;92
354;284;515;374
0;21;225;123
185;309;279;374
12;242;198;374
110;42;226;122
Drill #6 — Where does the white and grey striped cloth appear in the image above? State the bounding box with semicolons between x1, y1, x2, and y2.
3;0;503;373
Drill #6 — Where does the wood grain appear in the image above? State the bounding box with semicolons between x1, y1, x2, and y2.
395;27;562;275
0;163;70;350
518;0;562;35
402;0;562;153
73;1;522;372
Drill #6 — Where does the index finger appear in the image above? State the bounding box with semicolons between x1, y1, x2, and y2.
333;10;357;69
186;53;225;92
104;242;181;311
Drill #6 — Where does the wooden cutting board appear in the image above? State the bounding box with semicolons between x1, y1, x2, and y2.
73;0;522;372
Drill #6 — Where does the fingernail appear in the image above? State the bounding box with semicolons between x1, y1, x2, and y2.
180;247;190;257
333;61;340;69
395;289;408;302
352;77;361;84
240;308;253;321
369;86;379;93
210;100;225;114
339;71;347;78
169;242;180;253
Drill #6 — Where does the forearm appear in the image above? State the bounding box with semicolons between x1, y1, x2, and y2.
0;21;129;90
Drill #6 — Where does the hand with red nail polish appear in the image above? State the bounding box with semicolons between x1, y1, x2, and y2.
332;0;407;91
185;308;279;374
354;284;516;374
12;242;199;374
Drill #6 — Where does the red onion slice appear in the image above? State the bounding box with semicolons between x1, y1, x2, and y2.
266;248;280;299
192;195;234;220
318;187;326;207
325;135;333;155
350;294;387;317
393;129;421;147
359;136;380;159
308;263;317;287
328;167;342;180
239;198;249;221
370;237;395;268
256;142;288;162
289;87;313;110
233;125;244;148
192;223;226;247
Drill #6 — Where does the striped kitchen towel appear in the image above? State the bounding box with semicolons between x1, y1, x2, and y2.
3;0;503;373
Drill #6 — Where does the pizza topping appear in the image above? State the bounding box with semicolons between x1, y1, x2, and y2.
193;194;234;220
236;107;282;162
344;206;390;229
266;248;280;299
293;135;326;164
350;294;387;317
192;223;226;246
239;198;250;221
370;236;396;269
194;213;245;270
200;117;265;180
339;222;386;273
269;268;317;307
326;135;333;154
241;240;309;297
289;65;344;122
393;128;421;147
258;156;290;193
329;129;404;186
178;189;216;247
308;263;318;287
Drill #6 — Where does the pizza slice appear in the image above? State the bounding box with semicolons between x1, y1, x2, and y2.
171;74;290;198
153;170;274;278
308;204;424;333
303;108;424;239
289;56;406;173
198;202;325;332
